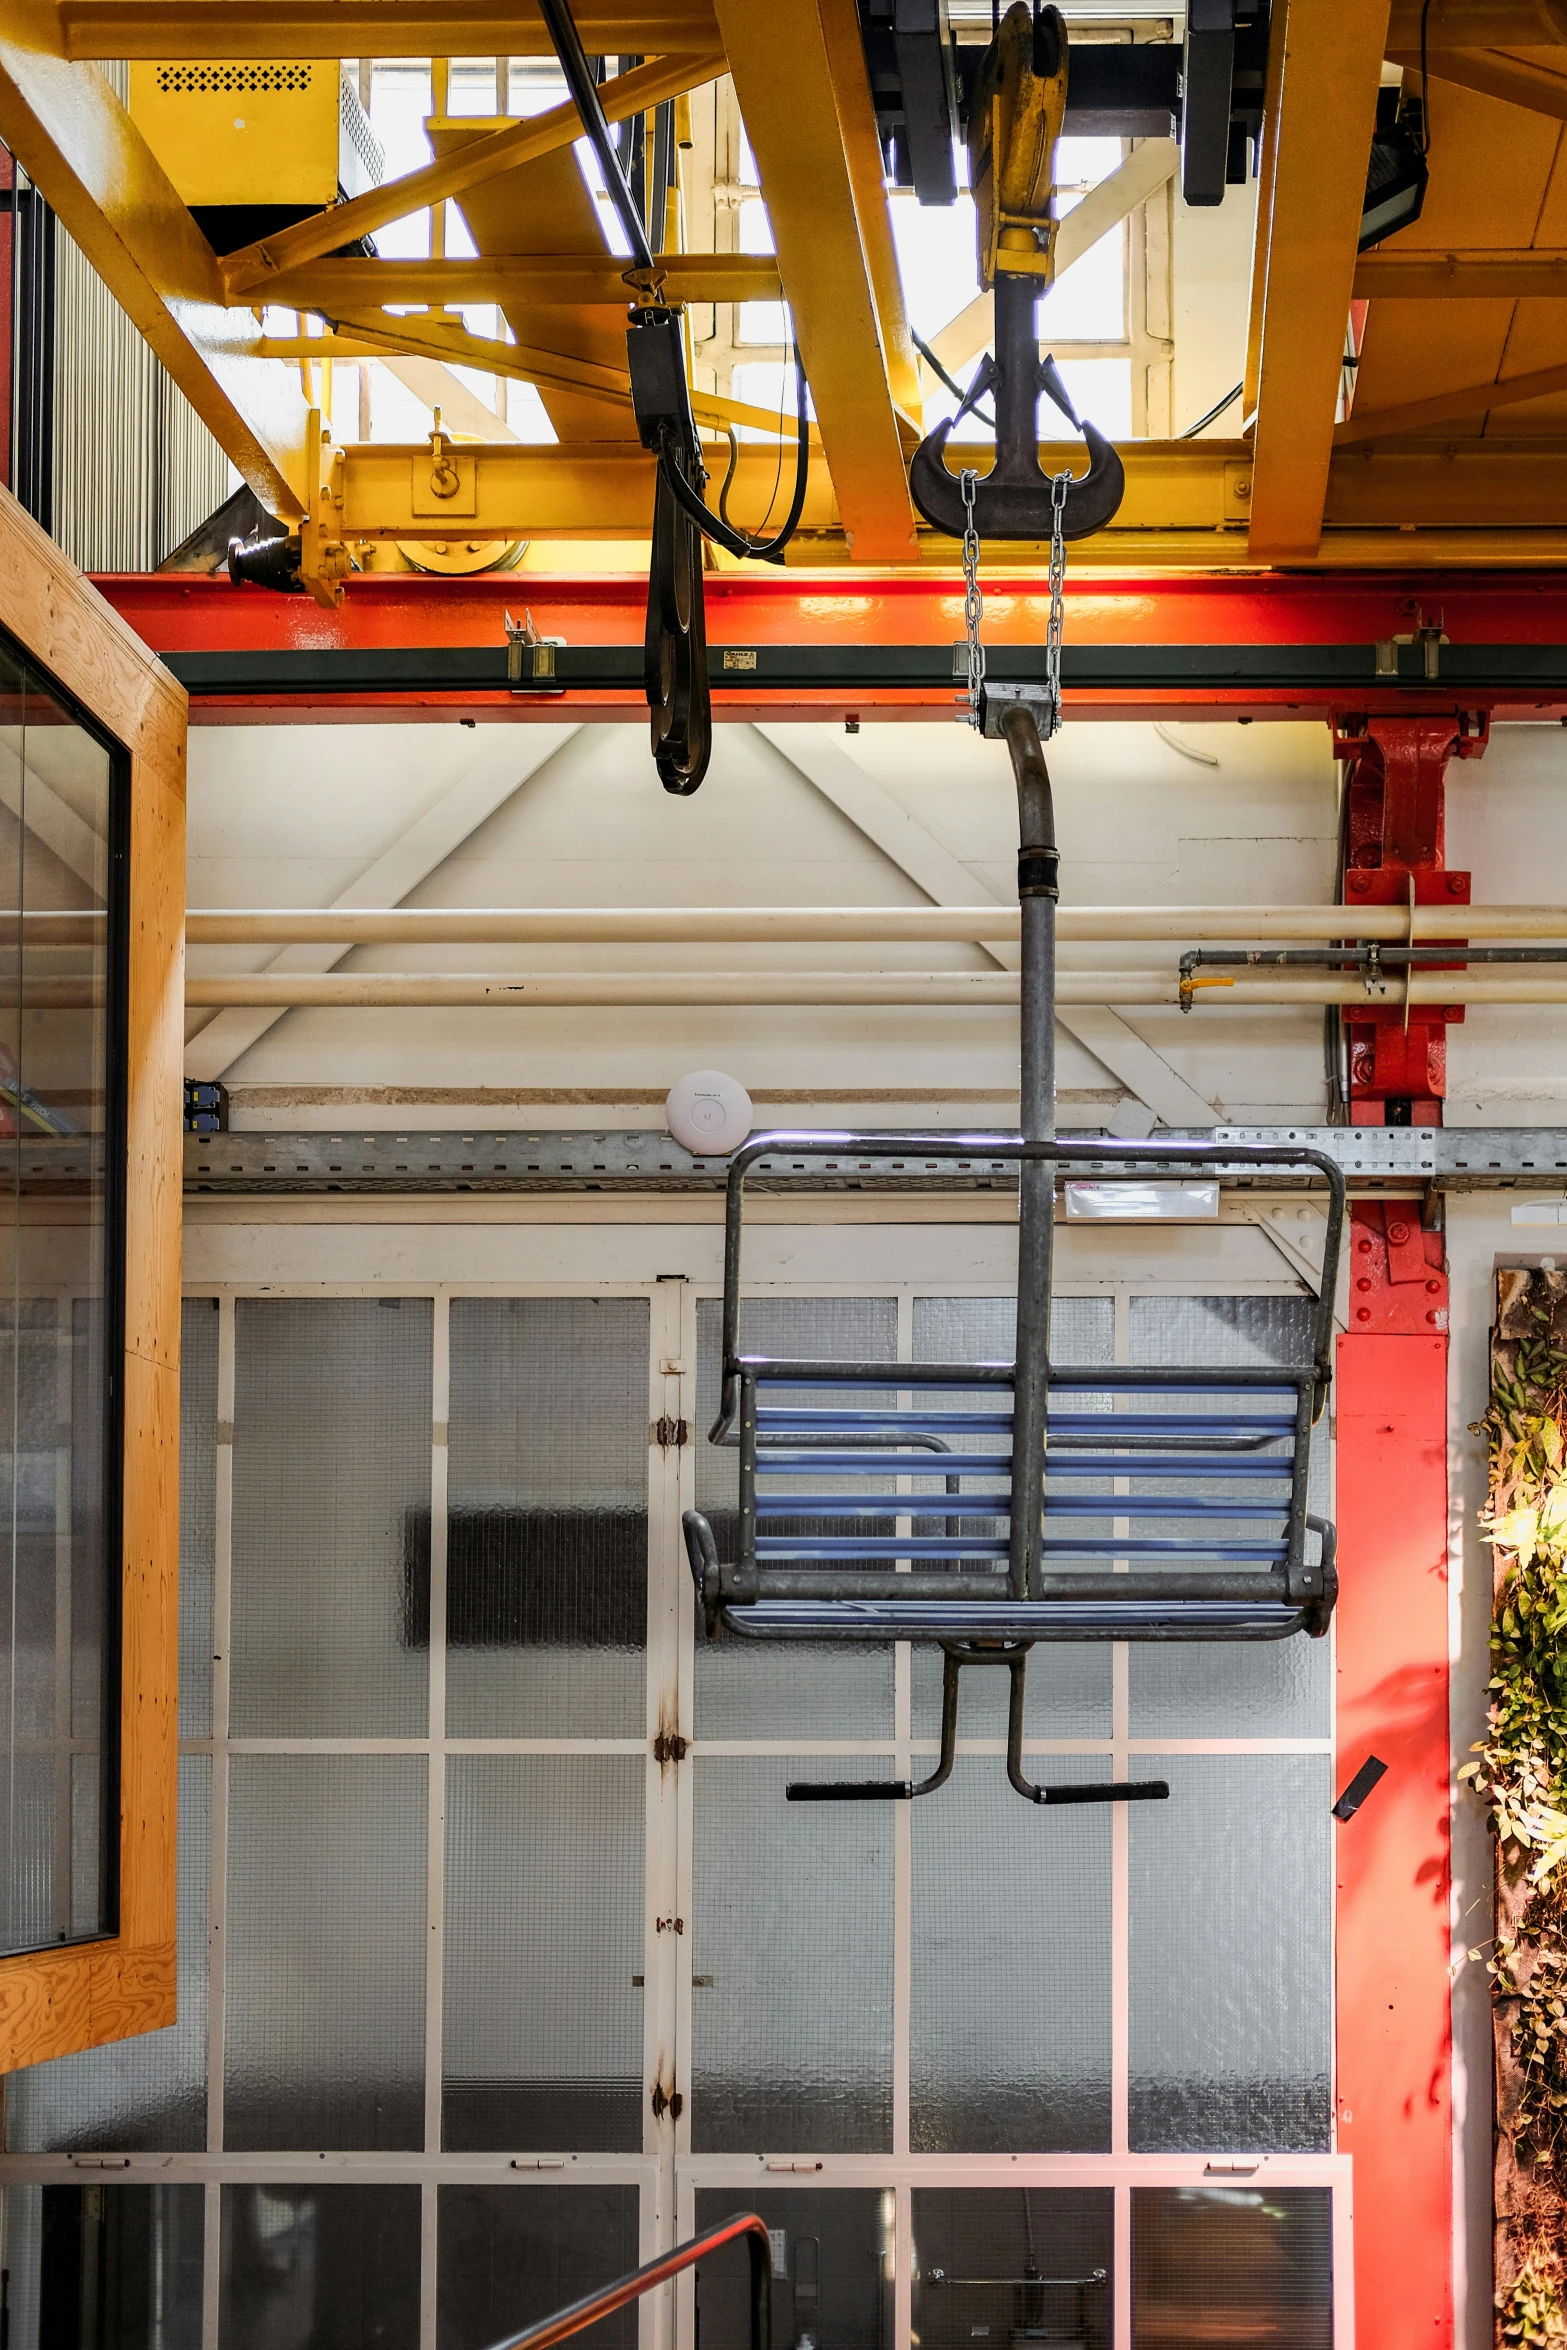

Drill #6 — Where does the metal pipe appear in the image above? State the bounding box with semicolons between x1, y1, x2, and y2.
180;904;1567;946
485;2211;771;2350
1003;702;1056;1603
178;970;1567;1007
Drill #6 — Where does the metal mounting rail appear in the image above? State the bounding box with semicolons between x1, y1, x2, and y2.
482;2211;771;2350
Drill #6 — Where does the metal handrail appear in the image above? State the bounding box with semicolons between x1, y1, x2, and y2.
484;2212;772;2350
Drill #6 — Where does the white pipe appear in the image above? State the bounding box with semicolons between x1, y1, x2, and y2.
179;970;1567;1008
181;904;1567;946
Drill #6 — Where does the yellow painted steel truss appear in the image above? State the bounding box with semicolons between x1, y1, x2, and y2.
6;0;1567;581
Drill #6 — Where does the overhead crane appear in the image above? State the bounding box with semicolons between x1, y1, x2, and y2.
9;0;1567;573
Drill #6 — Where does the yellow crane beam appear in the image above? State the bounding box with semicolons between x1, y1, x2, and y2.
711;0;920;561
222;52;723;299
260;255;781;311
58;0;722;59
1355;248;1567;296
1336;360;1567;443
322;433;1567;560
0;0;312;517
1387;0;1567;38
1246;0;1392;562
1388;44;1567;122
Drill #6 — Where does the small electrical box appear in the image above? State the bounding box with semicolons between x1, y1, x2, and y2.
128;62;381;210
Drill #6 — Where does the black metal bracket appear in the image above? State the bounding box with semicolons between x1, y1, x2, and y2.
786;1645;1171;1807
908;273;1125;541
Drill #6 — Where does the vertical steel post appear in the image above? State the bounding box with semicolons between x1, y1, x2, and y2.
1001;703;1056;1600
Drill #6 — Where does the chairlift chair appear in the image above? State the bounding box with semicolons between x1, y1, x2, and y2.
681;704;1345;1805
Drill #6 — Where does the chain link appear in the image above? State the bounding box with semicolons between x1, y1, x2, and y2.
960;468;983;729
1042;465;1069;740
961;462;1071;736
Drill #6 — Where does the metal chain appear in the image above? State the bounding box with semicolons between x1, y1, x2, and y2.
960;467;984;729
1042;465;1070;740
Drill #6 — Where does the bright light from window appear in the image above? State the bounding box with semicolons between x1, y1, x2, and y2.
738;196;774;255
737;301;788;345
731;360;814;441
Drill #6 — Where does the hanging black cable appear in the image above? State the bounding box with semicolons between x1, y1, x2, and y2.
649;331;811;565
535;0;657;275
911;330;997;430
1177;380;1243;438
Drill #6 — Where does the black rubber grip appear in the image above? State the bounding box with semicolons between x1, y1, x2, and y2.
1017;851;1059;897
1036;1779;1170;1805
1332;1755;1387;1821
786;1780;913;1801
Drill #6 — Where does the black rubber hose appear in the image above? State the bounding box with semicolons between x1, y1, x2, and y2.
659;345;811;564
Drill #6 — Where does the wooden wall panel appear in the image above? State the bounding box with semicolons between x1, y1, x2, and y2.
0;480;186;2072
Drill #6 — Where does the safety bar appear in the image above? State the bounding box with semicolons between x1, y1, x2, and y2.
713;1129;1346;1441
483;2211;771;2350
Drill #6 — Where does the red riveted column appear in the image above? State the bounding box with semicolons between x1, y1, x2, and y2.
1331;712;1485;1127
1336;1200;1452;2346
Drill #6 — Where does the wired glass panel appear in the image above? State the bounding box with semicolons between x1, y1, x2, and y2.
0;1262;1341;2349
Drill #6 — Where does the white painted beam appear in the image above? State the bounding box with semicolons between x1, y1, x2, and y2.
185;725;581;1079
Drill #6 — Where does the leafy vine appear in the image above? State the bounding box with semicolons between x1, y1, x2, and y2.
1463;1279;1567;2342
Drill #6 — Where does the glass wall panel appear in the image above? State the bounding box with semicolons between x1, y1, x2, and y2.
9;1754;209;2151
443;1753;644;2149
912;2188;1113;2350
437;2185;638;2350
0;632;124;1956
695;1298;897;1739
445;1297;649;1737
1131;2187;1331;2348
225;1754;426;2150
221;2182;420;2350
1129;1756;1332;2151
2;2181;203;2350
691;1754;893;2151
695;2187;893;2350
1125;1298;1329;1739
911;1760;1112;2151
912;1296;1114;1738
231;1296;431;1737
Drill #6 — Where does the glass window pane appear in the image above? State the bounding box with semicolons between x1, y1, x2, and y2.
9;1754;209;2151
443;1754;644;2150
912;1296;1114;1738
1129;1756;1331;2152
691;1754;892;2151
1126;1297;1329;1739
1132;2187;1332;2349
911;1760;1112;2152
221;2183;420;2350
912;2188;1113;2350
224;1754;426;2150
445;1297;649;1737
437;2185;638;2350
0;635;123;1959
2;2182;203;2350
695;2188;893;2350
695;1297;897;1740
231;1297;431;1737
180;1297;218;1739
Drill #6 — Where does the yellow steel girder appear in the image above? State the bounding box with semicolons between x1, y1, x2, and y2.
58;0;723;59
261;255;781;311
1354;248;1567;296
326;433;1567;561
712;0;920;561
1245;0;1392;562
222;52;724;297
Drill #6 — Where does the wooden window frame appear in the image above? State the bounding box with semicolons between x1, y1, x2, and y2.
0;482;184;2070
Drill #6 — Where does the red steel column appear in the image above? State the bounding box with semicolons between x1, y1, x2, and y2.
1331;711;1484;1126
1336;1200;1453;2347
